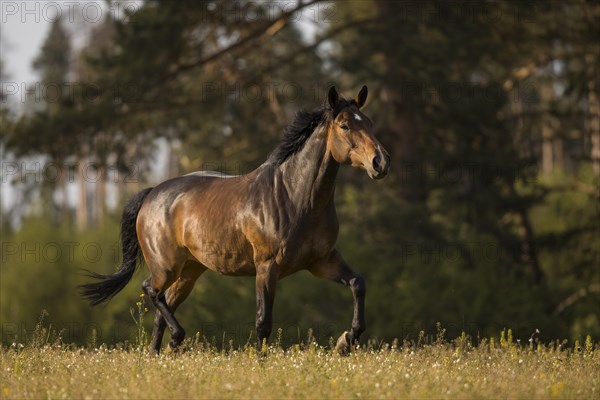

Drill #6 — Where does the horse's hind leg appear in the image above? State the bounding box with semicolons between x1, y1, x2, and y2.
148;261;206;352
149;309;167;353
142;276;182;349
142;264;190;351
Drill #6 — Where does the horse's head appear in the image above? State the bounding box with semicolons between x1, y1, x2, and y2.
326;86;390;179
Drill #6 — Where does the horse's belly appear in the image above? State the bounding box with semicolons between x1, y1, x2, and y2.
186;236;256;276
204;252;256;276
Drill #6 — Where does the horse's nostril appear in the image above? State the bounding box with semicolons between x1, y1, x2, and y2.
372;156;381;172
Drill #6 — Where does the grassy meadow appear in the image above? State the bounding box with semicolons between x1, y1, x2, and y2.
1;323;598;400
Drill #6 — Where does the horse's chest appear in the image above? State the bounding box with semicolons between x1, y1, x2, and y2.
278;215;338;268
243;195;339;270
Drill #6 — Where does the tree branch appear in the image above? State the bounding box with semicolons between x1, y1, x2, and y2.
124;17;379;116
245;17;379;83
166;0;324;79
554;283;600;315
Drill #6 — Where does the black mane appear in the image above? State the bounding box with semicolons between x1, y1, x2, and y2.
268;98;354;165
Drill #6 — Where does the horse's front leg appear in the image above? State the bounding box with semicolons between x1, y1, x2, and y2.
309;249;366;355
255;262;278;352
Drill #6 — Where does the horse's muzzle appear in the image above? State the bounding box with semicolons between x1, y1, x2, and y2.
370;153;390;179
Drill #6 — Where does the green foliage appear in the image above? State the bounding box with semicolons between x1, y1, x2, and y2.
0;212;144;346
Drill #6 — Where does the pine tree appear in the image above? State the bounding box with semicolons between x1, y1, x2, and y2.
32;18;71;114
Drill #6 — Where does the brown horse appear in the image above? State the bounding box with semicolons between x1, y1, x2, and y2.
80;86;390;354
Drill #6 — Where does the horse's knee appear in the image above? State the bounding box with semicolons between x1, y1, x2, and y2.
142;277;152;294
142;277;161;299
350;275;366;298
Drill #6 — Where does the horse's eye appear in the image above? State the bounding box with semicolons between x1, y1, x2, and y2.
341;124;350;131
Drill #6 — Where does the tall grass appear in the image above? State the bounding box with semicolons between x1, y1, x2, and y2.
1;314;598;399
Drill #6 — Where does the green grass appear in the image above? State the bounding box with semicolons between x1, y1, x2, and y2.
1;328;598;399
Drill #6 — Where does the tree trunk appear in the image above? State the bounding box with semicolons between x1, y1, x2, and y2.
553;136;564;172
96;164;106;225
586;53;600;176
375;0;425;202
54;156;69;224
542;121;554;174
540;82;556;174
76;157;88;231
509;183;543;284
384;87;426;202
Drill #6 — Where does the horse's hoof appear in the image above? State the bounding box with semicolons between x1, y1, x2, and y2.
148;346;161;356
168;341;185;354
336;331;351;356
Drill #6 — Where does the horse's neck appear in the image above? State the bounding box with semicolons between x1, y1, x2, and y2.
278;127;339;213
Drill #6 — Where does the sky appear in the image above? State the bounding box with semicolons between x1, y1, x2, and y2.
1;3;50;86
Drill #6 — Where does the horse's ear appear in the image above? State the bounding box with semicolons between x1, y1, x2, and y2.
328;86;339;110
355;85;368;108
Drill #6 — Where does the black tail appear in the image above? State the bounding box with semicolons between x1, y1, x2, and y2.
79;187;153;306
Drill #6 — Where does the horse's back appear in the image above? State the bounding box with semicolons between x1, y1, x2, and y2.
184;170;237;178
140;169;252;228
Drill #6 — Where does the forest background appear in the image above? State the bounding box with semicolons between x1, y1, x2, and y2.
1;0;598;347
